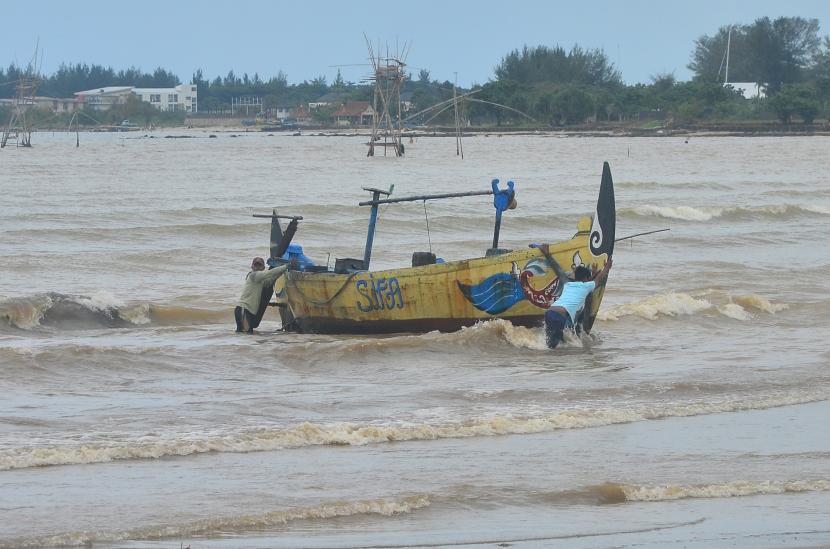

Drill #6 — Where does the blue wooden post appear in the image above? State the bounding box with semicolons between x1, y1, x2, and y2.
491;179;514;250
363;190;381;269
492;208;503;249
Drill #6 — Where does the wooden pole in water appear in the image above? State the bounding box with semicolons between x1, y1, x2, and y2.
453;74;464;158
73;112;79;147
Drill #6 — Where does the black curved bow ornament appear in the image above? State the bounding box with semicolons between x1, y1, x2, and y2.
589;161;616;259
581;162;616;335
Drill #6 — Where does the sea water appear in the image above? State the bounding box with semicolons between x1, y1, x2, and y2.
1;132;829;548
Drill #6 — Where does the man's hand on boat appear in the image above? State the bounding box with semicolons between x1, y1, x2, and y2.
591;258;613;285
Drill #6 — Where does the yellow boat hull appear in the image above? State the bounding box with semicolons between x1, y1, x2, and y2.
276;217;609;334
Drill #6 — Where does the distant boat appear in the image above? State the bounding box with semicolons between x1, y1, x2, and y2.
259;163;615;334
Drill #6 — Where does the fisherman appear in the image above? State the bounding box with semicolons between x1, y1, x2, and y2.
234;257;289;334
537;244;612;349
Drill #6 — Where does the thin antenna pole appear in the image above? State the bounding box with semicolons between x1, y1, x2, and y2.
724;26;732;84
422;200;432;253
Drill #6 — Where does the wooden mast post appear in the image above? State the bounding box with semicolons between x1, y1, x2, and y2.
361;186;391;269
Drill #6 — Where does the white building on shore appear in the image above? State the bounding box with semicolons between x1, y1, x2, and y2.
74;86;134;111
74;84;197;113
133;84;198;113
726;82;766;99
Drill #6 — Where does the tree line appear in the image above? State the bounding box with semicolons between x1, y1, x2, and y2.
0;63;180;99
469;16;830;126
2;15;829;126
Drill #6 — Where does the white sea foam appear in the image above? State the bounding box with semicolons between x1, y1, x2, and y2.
8;495;430;547
803;204;830;215
463;319;553;351
72;290;125;312
0;294;54;329
3;385;828;471
598;292;713;321
621;479;830;502
0;292;220;330
629;205;724;221
0;292;130;329
118;303;152;325
333;320;574;354
733;294;789;314
597;291;787;322
717;303;753;320
457;319;585;351
625;203;829;221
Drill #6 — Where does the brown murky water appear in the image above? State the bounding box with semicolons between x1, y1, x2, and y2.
1;132;829;548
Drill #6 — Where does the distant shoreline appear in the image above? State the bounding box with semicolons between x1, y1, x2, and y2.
30;124;830;138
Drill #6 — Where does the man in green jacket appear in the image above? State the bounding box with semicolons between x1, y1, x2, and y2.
234;257;289;333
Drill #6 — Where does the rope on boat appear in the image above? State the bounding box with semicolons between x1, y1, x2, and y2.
422;200;432;253
286;272;360;306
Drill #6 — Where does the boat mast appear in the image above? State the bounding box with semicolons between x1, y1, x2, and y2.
361;186;391;269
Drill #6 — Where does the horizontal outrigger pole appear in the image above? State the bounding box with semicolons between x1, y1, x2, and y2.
359;181;515;270
251;214;304;220
358;189;495;206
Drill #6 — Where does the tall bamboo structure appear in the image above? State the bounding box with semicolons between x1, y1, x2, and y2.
366;37;409;157
1;48;40;149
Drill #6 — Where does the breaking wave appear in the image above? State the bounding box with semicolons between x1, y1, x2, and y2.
622;203;830;222
0;292;229;331
597;291;787;321
3;384;827;471
537;479;830;506
281;319;575;360
618;478;830;502
5;495;429;548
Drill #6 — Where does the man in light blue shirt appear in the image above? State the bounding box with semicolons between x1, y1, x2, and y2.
538;245;612;349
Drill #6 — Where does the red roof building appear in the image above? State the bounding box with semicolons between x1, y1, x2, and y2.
333;101;374;127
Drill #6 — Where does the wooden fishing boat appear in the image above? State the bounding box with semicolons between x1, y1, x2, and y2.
259;162;616;334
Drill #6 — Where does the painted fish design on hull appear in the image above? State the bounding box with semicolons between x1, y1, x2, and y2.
457;259;561;315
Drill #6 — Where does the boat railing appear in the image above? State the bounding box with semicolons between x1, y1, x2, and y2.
358;179;516;269
254;179;517;274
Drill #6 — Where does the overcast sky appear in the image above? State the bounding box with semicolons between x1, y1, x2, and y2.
3;0;830;87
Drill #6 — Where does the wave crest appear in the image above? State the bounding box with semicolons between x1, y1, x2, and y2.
620;479;830;502
300;319;574;358
4;385;827;471
597;291;787;322
11;495;429;547
622;203;830;222
0;292;228;331
535;479;830;506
